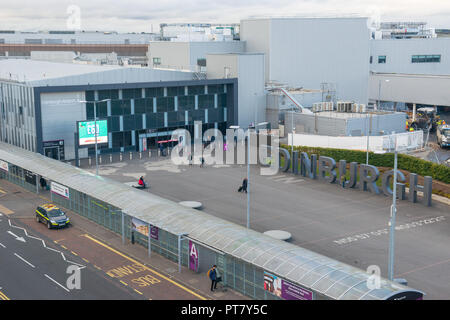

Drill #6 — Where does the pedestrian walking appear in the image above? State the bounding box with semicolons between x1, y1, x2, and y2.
188;153;193;166
200;156;205;168
238;177;248;193
242;177;248;193
207;265;218;291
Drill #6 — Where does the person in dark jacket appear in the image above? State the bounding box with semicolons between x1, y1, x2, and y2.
242;178;248;193
208;265;218;291
39;177;47;190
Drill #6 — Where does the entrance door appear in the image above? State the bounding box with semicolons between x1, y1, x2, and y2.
44;147;60;160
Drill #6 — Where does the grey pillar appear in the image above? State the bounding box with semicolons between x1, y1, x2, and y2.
148;224;151;257
121;211;125;244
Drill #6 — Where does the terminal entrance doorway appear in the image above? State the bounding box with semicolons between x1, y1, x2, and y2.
43;140;65;160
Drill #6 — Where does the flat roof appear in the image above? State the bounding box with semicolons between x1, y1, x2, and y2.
0;59;121;82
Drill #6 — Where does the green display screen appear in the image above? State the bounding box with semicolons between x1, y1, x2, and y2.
78;120;108;146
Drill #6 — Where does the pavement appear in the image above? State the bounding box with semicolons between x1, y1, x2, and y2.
81;154;450;300
0;181;247;300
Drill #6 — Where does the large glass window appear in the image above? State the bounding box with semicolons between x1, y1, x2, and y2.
97;101;107;117
146;114;156;129
109;116;120;132
178;95;194;111
145;87;164;98
218;94;227;108
121;100;131;115
134;98;146;114
98;89;119;100
198;95;214;109
207;84;224;94
166;87;178;97
112;132;124;149
85;101;106;120
111;100;131;115
123;115;135;131
156;97;168;112
167;97;175;111
122;88;141;99
135;114;143;130
124;131;132;147
411;54;441;63
85;90;95;101
188;85;205;95
145;98;154;113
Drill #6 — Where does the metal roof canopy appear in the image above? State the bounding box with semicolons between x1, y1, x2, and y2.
0;142;424;300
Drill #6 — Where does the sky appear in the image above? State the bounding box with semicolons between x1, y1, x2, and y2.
0;0;449;33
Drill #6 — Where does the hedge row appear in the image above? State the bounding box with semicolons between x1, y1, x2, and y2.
280;144;450;184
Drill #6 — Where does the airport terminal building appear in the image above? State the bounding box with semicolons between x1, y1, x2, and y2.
0;59;237;160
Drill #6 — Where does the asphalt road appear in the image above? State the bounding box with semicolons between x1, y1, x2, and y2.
0;182;210;300
0;212;143;300
86;156;450;300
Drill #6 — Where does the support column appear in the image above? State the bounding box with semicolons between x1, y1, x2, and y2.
121;211;125;244
412;103;416;122
148;224;151;257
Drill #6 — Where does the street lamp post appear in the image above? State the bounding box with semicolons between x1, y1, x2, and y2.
247;126;250;229
388;134;398;281
246;120;267;230
366;114;371;165
79;98;110;176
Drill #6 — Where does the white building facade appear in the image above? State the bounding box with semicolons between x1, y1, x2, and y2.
148;41;245;71
240;18;371;105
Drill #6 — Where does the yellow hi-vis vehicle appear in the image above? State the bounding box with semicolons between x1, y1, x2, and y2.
36;204;70;229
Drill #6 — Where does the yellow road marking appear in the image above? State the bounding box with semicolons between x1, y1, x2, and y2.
120;280;128;286
54;239;65;244
0;204;14;215
134;289;143;295
70;251;78;256
81;234;207;300
0;290;10;300
39;195;51;202
82;258;89;263
94;265;102;270
61;245;68;250
0;188;6;194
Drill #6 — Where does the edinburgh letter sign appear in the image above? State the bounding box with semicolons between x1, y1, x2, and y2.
278;148;433;206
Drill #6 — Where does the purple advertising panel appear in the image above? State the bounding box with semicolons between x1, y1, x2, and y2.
150;225;159;240
264;271;313;300
189;241;199;272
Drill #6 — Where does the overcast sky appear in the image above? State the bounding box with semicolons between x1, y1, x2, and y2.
1;0;449;32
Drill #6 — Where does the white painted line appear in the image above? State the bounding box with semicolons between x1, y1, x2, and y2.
66;259;85;268
7;231;26;242
45;247;60;253
44;274;70;293
0;243;5;248
14;253;35;268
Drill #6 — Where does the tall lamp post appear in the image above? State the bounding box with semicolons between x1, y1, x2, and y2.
79;98;110;176
388;134;398;281
246;121;268;229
